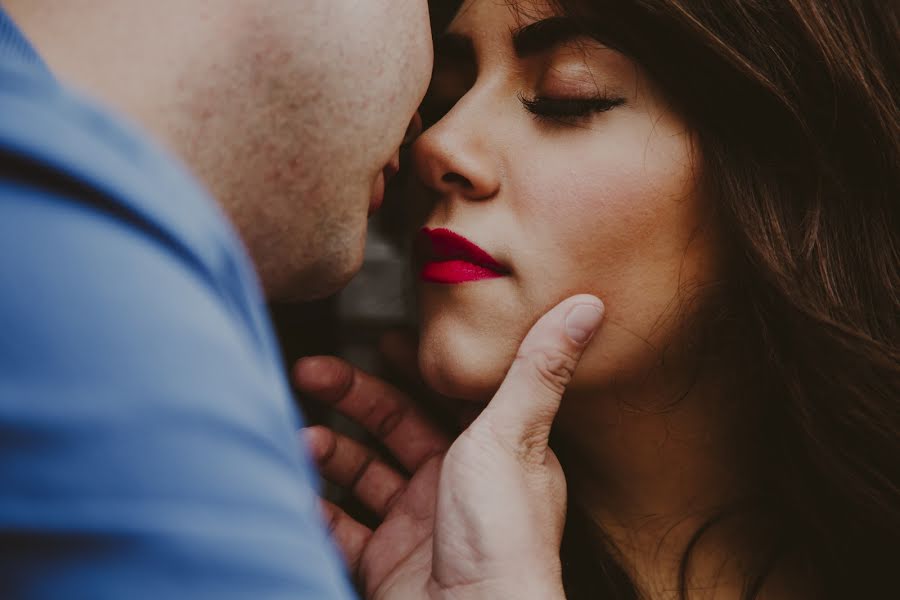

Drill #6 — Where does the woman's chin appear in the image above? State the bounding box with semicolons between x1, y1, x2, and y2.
417;335;510;403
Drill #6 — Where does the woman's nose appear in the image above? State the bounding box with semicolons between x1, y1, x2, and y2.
410;107;500;201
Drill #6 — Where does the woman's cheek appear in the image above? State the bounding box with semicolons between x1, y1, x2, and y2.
508;136;704;390
515;150;661;282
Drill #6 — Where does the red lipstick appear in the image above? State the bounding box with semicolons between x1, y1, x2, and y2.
418;228;509;284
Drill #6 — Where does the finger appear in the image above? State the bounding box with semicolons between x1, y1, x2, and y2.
319;498;372;575
303;426;408;518
378;328;423;387
478;294;604;463
294;357;449;472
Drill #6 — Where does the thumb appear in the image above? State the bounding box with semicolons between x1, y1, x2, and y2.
477;294;605;461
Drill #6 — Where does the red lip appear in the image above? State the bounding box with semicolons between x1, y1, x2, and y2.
418;228;509;284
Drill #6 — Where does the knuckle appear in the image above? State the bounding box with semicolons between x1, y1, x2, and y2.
516;424;552;463
465;414;546;469
516;346;578;397
317;429;339;465
381;484;406;515
349;453;376;493
373;402;408;438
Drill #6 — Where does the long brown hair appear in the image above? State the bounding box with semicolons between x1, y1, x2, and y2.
520;0;900;598
428;0;898;597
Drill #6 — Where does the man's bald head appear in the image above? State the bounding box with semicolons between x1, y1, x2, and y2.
7;0;433;300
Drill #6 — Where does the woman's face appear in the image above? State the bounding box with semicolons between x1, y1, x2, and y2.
412;0;721;403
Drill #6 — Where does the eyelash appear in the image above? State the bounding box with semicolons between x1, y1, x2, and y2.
518;94;626;124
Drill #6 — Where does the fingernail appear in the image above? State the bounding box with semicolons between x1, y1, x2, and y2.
565;303;604;344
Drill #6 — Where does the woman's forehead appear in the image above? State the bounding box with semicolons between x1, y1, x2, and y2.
443;0;592;64
440;3;614;67
447;0;559;35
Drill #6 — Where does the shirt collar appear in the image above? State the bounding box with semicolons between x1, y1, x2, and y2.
0;5;50;73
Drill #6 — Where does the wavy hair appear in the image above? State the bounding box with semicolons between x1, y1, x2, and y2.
531;1;900;598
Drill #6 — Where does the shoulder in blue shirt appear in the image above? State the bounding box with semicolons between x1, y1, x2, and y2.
0;9;354;599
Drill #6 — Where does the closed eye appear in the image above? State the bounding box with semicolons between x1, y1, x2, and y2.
519;94;626;124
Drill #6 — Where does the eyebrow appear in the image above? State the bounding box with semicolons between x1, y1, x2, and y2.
434;16;600;66
512;16;590;57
